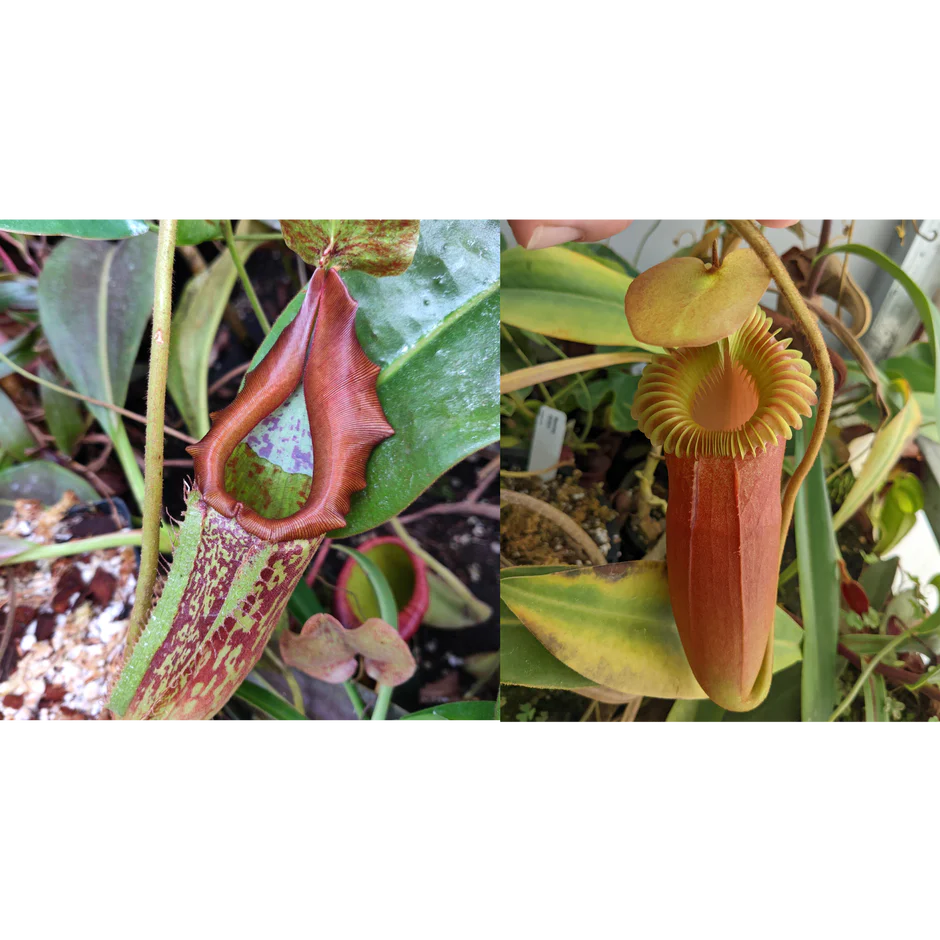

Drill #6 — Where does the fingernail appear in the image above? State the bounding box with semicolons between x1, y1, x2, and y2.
525;225;585;250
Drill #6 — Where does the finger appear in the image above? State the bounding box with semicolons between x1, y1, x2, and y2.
508;219;633;250
756;220;799;228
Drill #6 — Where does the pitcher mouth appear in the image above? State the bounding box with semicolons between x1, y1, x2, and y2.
631;308;817;459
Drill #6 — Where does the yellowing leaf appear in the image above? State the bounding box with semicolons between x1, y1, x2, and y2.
832;393;921;531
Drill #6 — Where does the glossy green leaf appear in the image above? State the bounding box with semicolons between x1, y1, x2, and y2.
37;233;157;439
167;220;265;437
224;220;499;537
499;561;802;699
281;220;420;277
0;220;149;239
175;220;222;245
0;387;35;460
793;414;841;722
0;460;98;521
501;245;658;350
831;393;921;531
816;242;940;430
402;700;497;720
39;363;85;456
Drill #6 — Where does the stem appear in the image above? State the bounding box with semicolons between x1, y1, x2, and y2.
805;219;832;298
729;220;834;562
633;220;661;269
344;680;366;719
828;629;911;721
1;529;172;566
0;348;197;445
501;351;651;395
220;219;270;335
124;220;177;657
372;684;394;721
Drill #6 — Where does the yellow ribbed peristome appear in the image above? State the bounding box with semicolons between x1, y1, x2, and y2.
631;308;818;459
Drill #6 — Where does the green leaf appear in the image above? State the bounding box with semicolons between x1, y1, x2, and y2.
423;567;492;629
0;275;38;316
666;663;801;728
0;220;149;239
874;473;923;555
37;233;157;439
577;369;642;431
224;220;499;537
0;329;38;380
831;393;921;531
564;241;640;277
167;219;265;437
1;534;36;562
499;561;802;699
332;545;398;628
175;220;222;245
281;220;420;277
402;700;497;720
288;576;325;622
233;680;308;719
863;671;888;722
816;242;940;431
724;663;803;722
793;413;841;722
859;557;900;610
0;387;35;460
666;698;725;721
39;363;85;456
501;245;658;350
0;460;98;521
500;601;597;690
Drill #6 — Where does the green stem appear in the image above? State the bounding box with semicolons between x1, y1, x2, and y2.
372;684;394;721
124;220;177;657
344;680;366;719
234;681;307;720
220;218;270;335
332;544;400;720
828;630;912;721
0;347;196;445
1;528;172;566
